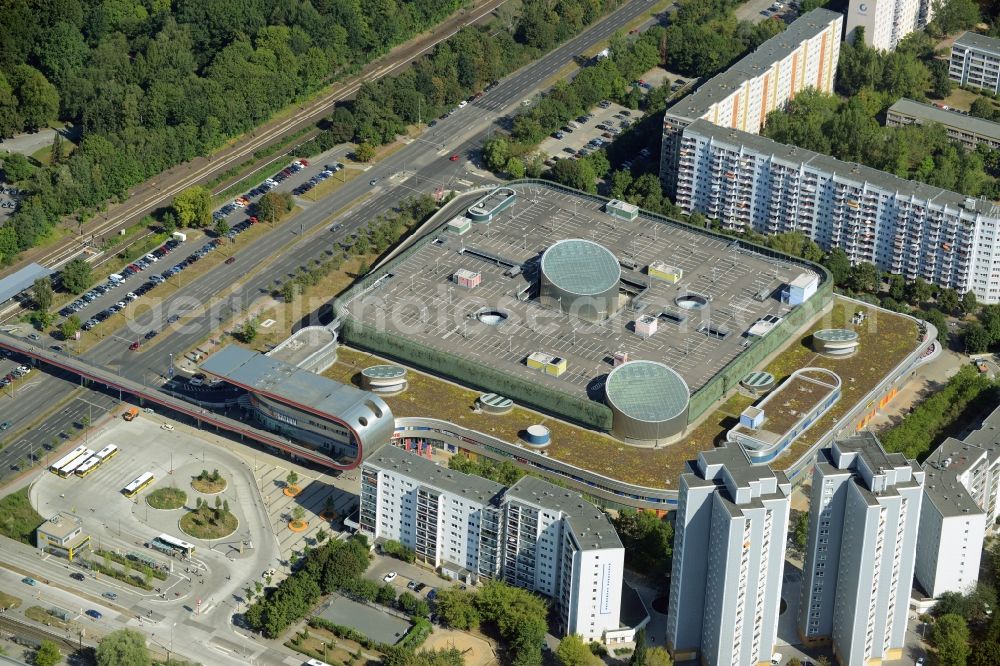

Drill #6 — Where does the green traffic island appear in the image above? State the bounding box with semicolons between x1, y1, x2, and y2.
146;487;187;510
93;549;168;581
87;558;155;591
24;606;75;630
0;590;22;611
190;469;227;494
0;487;45;545
179;501;238;540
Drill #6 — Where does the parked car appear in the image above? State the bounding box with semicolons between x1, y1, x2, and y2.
383;571;398;583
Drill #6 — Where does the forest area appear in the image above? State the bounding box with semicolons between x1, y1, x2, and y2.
760;0;1000;199
0;0;629;266
0;0;468;262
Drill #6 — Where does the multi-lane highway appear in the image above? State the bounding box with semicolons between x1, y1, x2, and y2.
0;0;664;478
0;4;670;661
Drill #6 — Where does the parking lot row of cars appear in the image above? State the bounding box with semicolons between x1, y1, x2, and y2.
70;237;227;338
0;351;31;393
59;238;184;319
546;106;635;164
293;162;345;196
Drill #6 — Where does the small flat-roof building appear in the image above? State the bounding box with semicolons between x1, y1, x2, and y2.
36;512;90;562
887;98;1000;151
201;345;394;469
453;268;481;289
950;32;1000;94
605;199;639;221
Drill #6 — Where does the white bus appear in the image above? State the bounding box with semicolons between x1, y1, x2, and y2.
58;448;95;477
153;533;195;557
74;456;102;477
122;472;155;498
49;446;89;475
94;444;120;462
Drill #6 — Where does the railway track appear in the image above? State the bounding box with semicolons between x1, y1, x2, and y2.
17;0;508;277
0;613;94;655
0;0;506;326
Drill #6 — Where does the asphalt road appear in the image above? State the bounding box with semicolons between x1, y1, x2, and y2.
0;0;510;279
0;0;662;477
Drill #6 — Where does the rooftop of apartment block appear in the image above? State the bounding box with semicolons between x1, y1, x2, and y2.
684;118;1000;217
366;445;622;549
889;98;1000;141
365;444;505;505
953;31;1000;55
921;403;1000;518
665;8;842;123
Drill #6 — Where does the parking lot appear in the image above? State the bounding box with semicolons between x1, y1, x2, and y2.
0;347;33;396
537;100;639;163
32;154;346;344
342;181;811;399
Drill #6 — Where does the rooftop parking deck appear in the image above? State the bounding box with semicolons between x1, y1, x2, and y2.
339;184;818;406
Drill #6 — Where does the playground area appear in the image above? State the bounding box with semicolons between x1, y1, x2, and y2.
422;628;496;666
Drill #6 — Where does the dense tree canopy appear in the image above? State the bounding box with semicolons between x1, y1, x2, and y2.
764;90;999;198
245;535;371;638
611;510;673;585
663;0;786;78
881;365;997;460
435;580;548;666
96;629;152;666
0;0;631;263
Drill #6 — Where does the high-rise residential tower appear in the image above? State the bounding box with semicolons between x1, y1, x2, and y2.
844;0;934;51
666;443;791;666
659;9;843;193
799;433;924;666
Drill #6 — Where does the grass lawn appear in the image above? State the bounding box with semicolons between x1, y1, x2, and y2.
146;487;187;510
179;506;238;540
326;297;922;488
243;237;380;352
287;624;381;666
191;474;227;494
25;606;74;630
0;590;22;610
939;87;983;112
0;488;45;545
